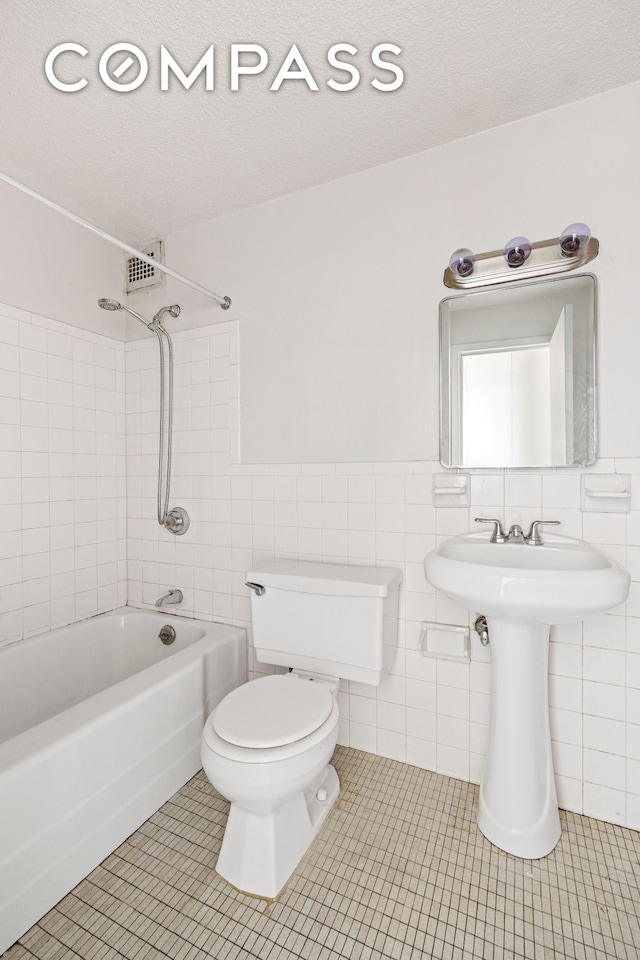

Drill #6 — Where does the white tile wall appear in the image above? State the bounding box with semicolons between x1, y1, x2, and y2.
0;302;127;645
123;321;640;832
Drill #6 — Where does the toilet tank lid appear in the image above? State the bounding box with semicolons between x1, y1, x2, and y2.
246;559;402;597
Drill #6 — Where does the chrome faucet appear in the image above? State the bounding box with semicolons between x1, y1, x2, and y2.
155;588;184;607
474;518;560;545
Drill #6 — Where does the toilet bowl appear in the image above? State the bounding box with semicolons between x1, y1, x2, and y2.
201;672;340;898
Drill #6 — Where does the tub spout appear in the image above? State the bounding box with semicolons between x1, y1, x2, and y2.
155;589;184;607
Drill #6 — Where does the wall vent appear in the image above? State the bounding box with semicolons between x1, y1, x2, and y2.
125;240;164;293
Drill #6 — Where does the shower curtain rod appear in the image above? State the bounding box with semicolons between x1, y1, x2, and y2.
0;170;231;309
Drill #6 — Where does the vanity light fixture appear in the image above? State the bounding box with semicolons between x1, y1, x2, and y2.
559;222;591;255
444;221;597;289
503;236;531;267
449;248;475;278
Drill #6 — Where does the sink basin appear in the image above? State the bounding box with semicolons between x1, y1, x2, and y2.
424;531;629;623
423;529;630;860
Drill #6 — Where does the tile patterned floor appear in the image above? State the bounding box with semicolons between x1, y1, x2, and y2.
5;747;640;960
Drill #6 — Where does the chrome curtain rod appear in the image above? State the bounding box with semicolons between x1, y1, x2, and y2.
0;170;231;309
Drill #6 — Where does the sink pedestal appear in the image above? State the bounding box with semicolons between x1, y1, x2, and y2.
478;617;561;859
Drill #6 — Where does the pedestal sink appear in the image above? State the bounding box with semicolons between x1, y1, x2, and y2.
424;529;630;859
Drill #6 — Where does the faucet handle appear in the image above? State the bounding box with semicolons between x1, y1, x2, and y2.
525;520;560;545
474;517;507;543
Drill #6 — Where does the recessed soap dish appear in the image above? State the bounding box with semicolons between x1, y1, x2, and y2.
419;621;470;662
581;474;631;513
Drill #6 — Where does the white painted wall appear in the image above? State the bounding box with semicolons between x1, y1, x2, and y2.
160;80;640;463
0;183;125;337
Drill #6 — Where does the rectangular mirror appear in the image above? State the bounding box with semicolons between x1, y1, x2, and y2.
440;274;596;467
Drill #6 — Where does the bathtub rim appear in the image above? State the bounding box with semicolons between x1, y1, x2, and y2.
0;606;247;770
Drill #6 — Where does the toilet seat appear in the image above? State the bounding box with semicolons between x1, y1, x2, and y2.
212;674;333;749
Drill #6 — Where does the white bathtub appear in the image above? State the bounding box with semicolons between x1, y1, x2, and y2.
0;607;246;953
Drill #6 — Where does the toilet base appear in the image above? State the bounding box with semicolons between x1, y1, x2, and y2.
215;763;340;899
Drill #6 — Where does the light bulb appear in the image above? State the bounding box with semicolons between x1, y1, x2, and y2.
503;236;531;267
449;248;475;277
560;222;591;255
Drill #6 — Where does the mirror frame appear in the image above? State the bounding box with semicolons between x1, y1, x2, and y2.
439;273;597;469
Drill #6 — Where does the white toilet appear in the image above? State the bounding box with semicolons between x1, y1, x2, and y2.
201;558;401;898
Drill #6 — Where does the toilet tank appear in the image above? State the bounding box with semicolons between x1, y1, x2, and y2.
246;559;402;685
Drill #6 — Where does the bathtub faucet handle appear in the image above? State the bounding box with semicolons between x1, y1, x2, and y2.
245;582;266;597
155;589;184;607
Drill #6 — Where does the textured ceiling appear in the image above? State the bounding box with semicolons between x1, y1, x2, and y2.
2;0;640;245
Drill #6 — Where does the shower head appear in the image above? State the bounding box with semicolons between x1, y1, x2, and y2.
98;297;155;330
153;304;181;324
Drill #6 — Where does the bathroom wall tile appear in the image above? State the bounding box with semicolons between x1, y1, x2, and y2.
543;507;583;538
406;736;436;770
403;594;437;630
584;748;626;791
505;473;542;507
437;658;470;690
404;532;434;563
349;694;377;728
22;600;51;637
552;741;583;781
627;758;640;797
470;691;490;726
583;715;626;756
434;593;469;626
437;684;469;720
321;475;347;502
627;582;640;619
582;681;626;721
375;475;404;503
583;613;626;650
549;641;582;679
406;706;436;742
550;620;583;646
437;743;469;781
347;530;375;560
542;474;581;510
406;677;437;713
376;673;405;705
377;700;405;734
549;675;582;713
404;474;432;505
550;706;582;746
297;474;322;501
627;689;640;725
469;718;488;755
375;531;404;562
438;715;469;751
404;649;437;684
627;652;640;689
583;511;627;546
435;508;470;536
323;501;347;529
377;729;406;762
626;726;640;765
349;721;376;753
583;783;626;826
470;474;503;506
583;647;626;686
555;775;583;813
